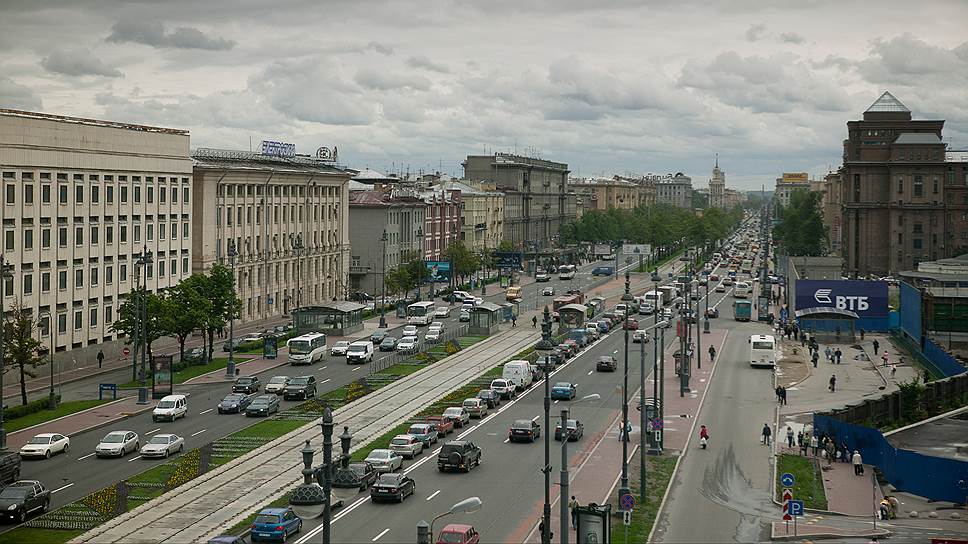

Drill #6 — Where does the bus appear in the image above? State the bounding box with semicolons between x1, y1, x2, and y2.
733;281;751;298
558;265;576;280
741;259;753;274
287;333;327;365
552;293;584;321
749;334;777;368
406;301;436;326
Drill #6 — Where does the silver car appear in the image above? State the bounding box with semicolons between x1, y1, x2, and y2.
140;434;185;458
365;449;404;473
96;431;139;458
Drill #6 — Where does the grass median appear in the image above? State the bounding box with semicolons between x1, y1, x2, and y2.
6;400;108;433
775;453;828;510
118;357;232;389
611;453;678;544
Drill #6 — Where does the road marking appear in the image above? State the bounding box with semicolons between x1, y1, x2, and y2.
554;400;559;404
587;370;594;375
199;409;213;415
127;455;142;462
503;438;510;443
145;428;161;435
51;483;74;494
320;378;331;384
191;429;207;437
532;414;540;421
372;528;390;541
425;490;441;501
613;349;618;354
78;453;96;461
320;366;327;370
352;367;361;372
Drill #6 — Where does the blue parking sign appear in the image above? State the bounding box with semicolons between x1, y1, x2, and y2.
789;500;804;516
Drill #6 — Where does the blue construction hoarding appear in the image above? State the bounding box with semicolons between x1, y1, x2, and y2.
794;279;889;331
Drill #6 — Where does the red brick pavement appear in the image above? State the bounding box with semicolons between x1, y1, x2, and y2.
5;396;152;450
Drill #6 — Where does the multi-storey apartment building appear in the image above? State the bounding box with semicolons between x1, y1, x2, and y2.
645;173;693;208
774;172;813;208
191;147;350;320
0;109;192;361
436;180;505;251
568;176;650;212
417;186;461;260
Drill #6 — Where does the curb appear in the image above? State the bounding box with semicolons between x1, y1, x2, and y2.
181;355;291;385
7;396;134;437
770;524;891;541
67;404;155;438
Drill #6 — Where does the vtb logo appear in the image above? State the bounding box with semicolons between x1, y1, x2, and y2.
814;289;869;311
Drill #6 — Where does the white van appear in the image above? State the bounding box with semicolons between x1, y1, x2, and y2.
502;360;534;391
345;341;374;364
152;394;188;422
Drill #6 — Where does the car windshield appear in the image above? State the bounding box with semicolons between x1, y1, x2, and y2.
368;450;391;459
347;345;366;353
149;436;173;445
289;377;309;385
381;338;395;345
554;382;571;388
439;444;463;456
438;532;467;544
237;378;254;385
598;356;613;362
390;438;410;446
157;401;176;409
462;400;477;407
0;488;27;499
492;380;507;387
409;426;429;434
334;341;349;348
377;474;402;485
250;397;271;406
102;433;127;443
223;394;244;402
27;436;52;444
268;377;287;384
444;408;461;415
254;514;281;524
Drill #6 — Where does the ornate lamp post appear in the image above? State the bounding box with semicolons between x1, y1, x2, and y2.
136;247;153;405
289;407;349;544
0;256;13;448
379;230;388;328
618;268;633;504
225;240;238;379
536;306;555;544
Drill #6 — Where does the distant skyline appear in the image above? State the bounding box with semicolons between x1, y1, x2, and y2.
2;0;967;190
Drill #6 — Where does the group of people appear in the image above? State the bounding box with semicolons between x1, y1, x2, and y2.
774;385;788;405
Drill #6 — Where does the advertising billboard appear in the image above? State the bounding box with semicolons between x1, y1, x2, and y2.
622;244;651;256
424;260;451;283
794;280;888;318
593;244;612;256
493;251;522;269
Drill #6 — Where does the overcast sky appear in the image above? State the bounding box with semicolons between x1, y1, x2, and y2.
2;0;967;190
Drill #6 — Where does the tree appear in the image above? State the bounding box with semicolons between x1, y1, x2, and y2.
110;287;165;358
1;301;47;406
159;280;210;363
201;265;242;362
497;240;514;252
774;190;827;256
445;241;479;284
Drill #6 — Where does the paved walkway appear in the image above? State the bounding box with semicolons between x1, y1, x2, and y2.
770;519;890;540
6;397;153;450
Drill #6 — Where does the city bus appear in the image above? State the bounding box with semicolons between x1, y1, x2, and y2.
749;334;777;368
733;281;751;298
406;301;436;326
287;333;327;365
558;265;576;280
552;293;584;321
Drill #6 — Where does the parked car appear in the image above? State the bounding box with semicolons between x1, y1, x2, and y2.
140;434;185;458
330;341;350;356
389;434;423;459
459;309;471;322
426;416;455;437
19;433;70;459
370;473;416;503
232;376;261;394
542;286;555;296
370;330;389;344
489;379;516;400
283;376;317;400
264;376;289;395
450;290;471;302
461;398;488;419
218;393;253;414
249;507;302;542
555;419;585;441
508;419;540;443
556;343;575;358
435;306;451;318
221;338;245;352
597;356;618;372
183;346;206;364
550;382;577;400
0;481;49;523
397;336;419;353
437;441;482;472
402;325;419;337
407;423;439;448
442;407;471;428
95;430;139;458
476;389;501;409
0;452;19;484
245;395;281;417
365;449;404;473
152;394;188;422
632;330;650;343
333;461;378;490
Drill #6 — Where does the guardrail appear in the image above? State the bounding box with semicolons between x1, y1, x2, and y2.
369;323;471;373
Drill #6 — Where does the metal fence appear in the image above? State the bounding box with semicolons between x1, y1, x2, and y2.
369;323;470;373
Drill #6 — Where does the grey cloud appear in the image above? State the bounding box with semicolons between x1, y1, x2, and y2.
745;23;766;41
107;19;235;50
406;55;449;73
365;41;394;55
0;76;42;110
355;68;432;91
251;58;377;125
779;32;805;44
856;34;968;84
41;48;122;77
812;55;853;71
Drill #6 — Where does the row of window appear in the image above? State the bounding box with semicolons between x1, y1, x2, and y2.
215;230;341;258
3;182;190;206
38;305;113;337
2;172;189;184
3;222;190;251
2;256;190;296
228;256;338;290
218;183;341;199
217;202;339;227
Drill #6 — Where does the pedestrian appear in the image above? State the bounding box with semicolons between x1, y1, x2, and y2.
882;350;889;367
800;333;806;347
829;374;837;392
761;423;772;445
825;439;836;467
852;450;864;475
860;328;865;341
511;314;517;327
539;519;553;541
834;348;842;364
775;386;783;403
824;346;832;363
96;349;104;369
890;363;897;379
568;496;580;529
812;352;819;368
872;339;880;354
532;315;538;328
811;434;819;456
797;430;804;448
841;441;850;464
786;426;795;448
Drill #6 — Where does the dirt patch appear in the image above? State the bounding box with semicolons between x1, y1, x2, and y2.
777;342;810;388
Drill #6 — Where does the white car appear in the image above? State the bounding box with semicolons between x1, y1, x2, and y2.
402;325;418;337
459;309;471;322
425;328;443;343
430;321;445;330
96;430;140;458
542;286;555;296
19;433;70;459
434;307;451;318
398;336;419;353
241;333;264;343
152;394;188;422
389;434;423;459
330;341;350;356
264;376;289;395
140;434;185;458
366;449;404;473
451;290;471;302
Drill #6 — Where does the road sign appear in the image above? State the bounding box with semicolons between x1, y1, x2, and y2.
622;510;632;526
651;418;664;430
782;488;794;521
623;244;651;256
789;500;804;517
780;472;795;487
122;347;130;356
619;493;636;511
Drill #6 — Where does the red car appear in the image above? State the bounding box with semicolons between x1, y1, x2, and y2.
623;318;639;330
710;274;720;281
426;416;455;437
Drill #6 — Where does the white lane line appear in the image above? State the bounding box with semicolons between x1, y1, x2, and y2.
320;366;328;370
127;455;142;462
199;409;213;415
425;490;441;501
587;370;594;375
613;349;618;354
372;528;390;541
554;400;559;404
532;414;541;421
78;453;96;461
352;367;361;372
191;429;207;437
503;438;510;443
320;378;332;384
145;428;161;435
51;483;74;494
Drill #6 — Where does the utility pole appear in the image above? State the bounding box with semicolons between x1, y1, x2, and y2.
618;269;632;503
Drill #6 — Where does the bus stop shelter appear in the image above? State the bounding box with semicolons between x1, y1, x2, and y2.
294;302;366;336
468;302;504;336
558;303;588;333
795;307;859;342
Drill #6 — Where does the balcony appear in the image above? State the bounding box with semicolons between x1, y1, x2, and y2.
348;265;370;275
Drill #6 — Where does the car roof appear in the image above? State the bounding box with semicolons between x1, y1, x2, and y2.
440;524;474;532
553;382;572;387
105;430;133;435
153;433;178;439
367;449;392;455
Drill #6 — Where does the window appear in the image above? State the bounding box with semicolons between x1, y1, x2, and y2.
159;186;166;203
3;230;12;251
171;223;177;239
134;224;141;243
147;223;153;242
22;274;32;295
170;258;176;276
183;187;189;203
159;223;165;240
182;256;189;273
120;186;128;203
74;310;82;330
106;225;113;244
91;185;99;204
105;305;113;325
90;308;98;328
91;225;99;245
59;227;68;247
171;187;177;203
90;266;98;286
897;176;903;194
75;269;83;288
42;185;51;204
120;225;127;243
58;270;67;290
158;259;165;277
5;184;14;204
24;229;33;250
134;185;141;203
59;185;68;204
58;314;67;334
41;272;50;292
106;185;114;203
75;226;83;246
913;223;923;234
183;222;189;238
24;184;33;204
913;238;923;249
914;175;924;197
147;186;153;204
933;177;939;194
106;265;113;285
897;232;903;245
75;185;83;203
120;263;127;282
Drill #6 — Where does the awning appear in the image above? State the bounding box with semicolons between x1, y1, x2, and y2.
794;307;859;319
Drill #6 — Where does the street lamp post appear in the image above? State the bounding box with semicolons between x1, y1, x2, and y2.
559;393;600;544
703;279;710;334
289;407;346;544
225;240;238;379
293;234;304;334
0;256;12;449
695;278;702;371
618;269;632;504
417;497;483;544
415;227;424;302
136;247;153;405
379;230;388;329
536;306;554;544
41;312;56;411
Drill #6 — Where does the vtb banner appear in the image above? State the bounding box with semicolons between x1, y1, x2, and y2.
794;280;888;318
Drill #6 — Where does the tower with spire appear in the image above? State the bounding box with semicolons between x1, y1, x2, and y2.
709;154;726;208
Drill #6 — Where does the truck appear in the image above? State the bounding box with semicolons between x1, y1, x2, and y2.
657;286;676;305
506;286;522;302
734;300;752;322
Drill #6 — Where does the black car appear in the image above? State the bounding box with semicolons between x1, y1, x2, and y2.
597;356;618;372
509;419;540;443
283;376;317;400
217;393;253;414
0;481;49;523
245;395;280;417
379;337;398;352
437;441;482;473
370;330;389;344
0;452;21;484
370;473;416;503
554;419;585;441
476;389;500;409
233;376;261;394
333;461;378;491
705;308;720;319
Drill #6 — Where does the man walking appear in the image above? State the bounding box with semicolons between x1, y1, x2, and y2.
761;423;772;445
891;364;897;379
824;346;832;364
829;374;837;393
775;386;783;403
834;348;842;364
872;339;880;355
780;386;787;405
852;450;864;475
96;349;104;369
882;350;889;367
812;351;819;368
786;426;795;448
811;434;819;456
511;314;517;327
568;496;580;529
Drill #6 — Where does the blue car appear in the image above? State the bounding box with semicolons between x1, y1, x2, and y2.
550;382;577;400
250;507;302;542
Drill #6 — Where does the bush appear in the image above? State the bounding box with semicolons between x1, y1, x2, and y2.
5;395;62;420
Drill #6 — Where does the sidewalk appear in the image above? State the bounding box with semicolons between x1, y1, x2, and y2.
5;396;153;450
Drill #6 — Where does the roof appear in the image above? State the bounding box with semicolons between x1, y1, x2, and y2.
473;302;503;312
192;148;346;174
352;168;395;181
298;302;366;313
794;307;859;319
866;91;910;113
558;304;588;312
438;180;501;196
0;108;188;135
894;133;943;145
349;190;424;208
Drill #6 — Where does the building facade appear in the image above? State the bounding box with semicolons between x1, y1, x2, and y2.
462;153;570;248
839;92;961;277
417;186;461;261
644;173;693;208
722;188;745;209
0;109;192;360
709;156;726;208
437;180;505;251
192;148;350;321
568;176;652;212
774;172;812;208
